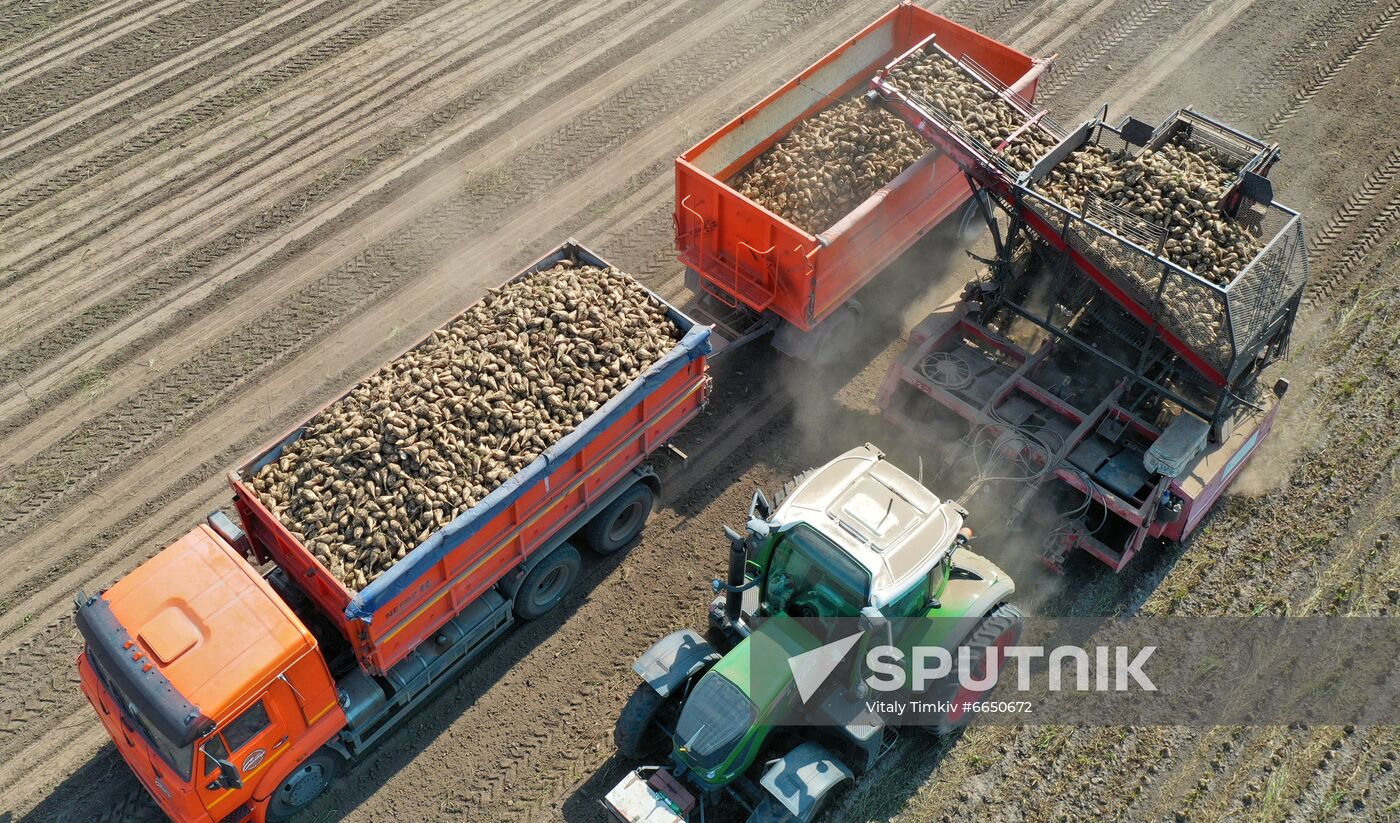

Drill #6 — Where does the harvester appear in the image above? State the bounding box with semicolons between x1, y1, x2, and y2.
603;444;1022;822
868;38;1308;572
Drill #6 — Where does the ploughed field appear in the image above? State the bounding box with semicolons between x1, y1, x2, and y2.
1;0;1398;822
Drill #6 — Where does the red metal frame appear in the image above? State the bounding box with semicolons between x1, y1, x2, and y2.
877;308;1277;572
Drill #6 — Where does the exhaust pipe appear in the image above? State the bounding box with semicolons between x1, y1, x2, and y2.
723;527;747;626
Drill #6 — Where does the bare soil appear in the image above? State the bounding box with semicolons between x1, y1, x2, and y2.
0;0;1397;821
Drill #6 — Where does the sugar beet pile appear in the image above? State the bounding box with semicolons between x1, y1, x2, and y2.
732;99;928;234
735;45;1263;292
249;263;682;591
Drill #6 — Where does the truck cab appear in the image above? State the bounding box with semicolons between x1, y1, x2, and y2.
75;521;344;823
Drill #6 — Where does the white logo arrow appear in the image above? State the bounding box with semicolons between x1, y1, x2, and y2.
787;630;865;703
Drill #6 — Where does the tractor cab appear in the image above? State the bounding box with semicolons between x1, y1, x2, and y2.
74;519;342;823
761;444;967;612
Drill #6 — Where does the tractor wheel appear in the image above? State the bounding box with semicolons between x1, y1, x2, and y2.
772;469;815;508
267;749;339;822
745;792;836;823
513;543;582;620
934;602;1024;735
582;483;654;555
614;682;672;760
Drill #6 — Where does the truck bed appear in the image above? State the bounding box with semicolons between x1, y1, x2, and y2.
231;241;710;674
675;3;1039;332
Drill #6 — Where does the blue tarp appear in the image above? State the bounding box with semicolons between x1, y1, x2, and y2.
346;309;710;622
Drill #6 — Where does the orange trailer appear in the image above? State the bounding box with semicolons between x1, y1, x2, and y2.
676;2;1047;361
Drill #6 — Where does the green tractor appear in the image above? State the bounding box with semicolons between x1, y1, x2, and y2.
603;444;1023;822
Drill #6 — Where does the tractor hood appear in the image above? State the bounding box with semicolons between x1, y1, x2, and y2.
674;617;819;786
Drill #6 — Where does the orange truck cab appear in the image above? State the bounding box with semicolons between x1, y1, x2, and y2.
76;521;343;823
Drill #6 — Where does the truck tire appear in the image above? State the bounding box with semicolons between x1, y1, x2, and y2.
582;483;654;555
513;543;582;620
746;793;835;823
808;307;860;368
614;682;671;760
934;602;1024;735
267;749;339;822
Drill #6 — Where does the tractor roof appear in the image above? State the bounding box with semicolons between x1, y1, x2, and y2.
770;443;964;607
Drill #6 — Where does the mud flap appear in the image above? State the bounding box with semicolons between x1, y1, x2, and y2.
759;741;853;821
632;629;719;698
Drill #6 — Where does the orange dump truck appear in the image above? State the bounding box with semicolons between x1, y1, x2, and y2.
676;2;1049;362
74;242;710;823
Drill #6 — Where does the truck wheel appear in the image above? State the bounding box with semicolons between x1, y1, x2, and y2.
513;543;582;620
614;682;671;760
934;602;1024;735
808;307;860;368
583;483;654;555
267;749;339;822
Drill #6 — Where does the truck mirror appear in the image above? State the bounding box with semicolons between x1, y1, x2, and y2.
858;606;887;633
748;489;772;520
200;742;243;790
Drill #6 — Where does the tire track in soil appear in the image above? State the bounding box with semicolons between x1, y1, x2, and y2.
0;0;383;218
1301;149;1400;308
0;0;111;55
0;0;850;543
0;0;689;651
0;1;865;803
0;0;617;351
0;0;196;92
0;0;657;420
0;0;300;137
1218;0;1362;123
1037;0;1175;103
1260;0;1400;137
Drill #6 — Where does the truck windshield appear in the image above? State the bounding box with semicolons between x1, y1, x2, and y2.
764;524;871;619
87;650;193;781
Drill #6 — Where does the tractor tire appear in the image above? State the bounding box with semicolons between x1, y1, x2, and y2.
267;749;339;822
745;792;836;823
513;543;582;620
933;602;1024;735
772;469;815;509
614;682;671;760
582;483;654;555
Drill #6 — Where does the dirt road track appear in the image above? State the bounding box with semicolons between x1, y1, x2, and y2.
1;0;1397;820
